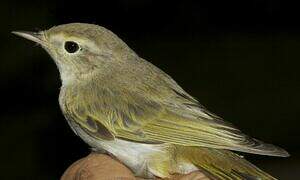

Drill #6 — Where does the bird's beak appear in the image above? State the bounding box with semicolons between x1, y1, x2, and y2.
12;31;47;46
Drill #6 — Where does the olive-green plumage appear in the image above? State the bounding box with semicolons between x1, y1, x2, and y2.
13;23;289;179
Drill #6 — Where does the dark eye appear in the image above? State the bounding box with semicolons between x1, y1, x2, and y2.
64;41;79;53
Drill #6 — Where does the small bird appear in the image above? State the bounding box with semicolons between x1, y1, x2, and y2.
13;23;289;179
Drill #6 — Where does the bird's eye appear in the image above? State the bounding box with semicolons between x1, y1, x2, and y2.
64;41;80;53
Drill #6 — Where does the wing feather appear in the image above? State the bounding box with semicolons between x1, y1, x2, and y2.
65;63;289;157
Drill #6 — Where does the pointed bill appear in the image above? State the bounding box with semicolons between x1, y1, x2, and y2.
12;31;47;46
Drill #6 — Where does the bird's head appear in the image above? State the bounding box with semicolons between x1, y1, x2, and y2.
13;23;136;85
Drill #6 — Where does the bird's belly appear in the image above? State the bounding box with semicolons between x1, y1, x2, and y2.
67;119;166;177
89;139;199;178
67;119;198;178
95;139;166;178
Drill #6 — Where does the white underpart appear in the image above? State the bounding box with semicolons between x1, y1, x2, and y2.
68;120;199;178
96;139;164;177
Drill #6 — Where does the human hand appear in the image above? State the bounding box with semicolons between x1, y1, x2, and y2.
61;153;209;180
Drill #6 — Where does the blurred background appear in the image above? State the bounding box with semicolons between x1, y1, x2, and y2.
1;0;300;179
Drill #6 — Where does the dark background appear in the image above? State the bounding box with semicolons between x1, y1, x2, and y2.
1;0;299;179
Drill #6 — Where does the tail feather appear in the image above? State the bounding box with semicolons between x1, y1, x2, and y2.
178;146;277;180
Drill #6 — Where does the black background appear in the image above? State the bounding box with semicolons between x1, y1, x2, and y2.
2;0;300;179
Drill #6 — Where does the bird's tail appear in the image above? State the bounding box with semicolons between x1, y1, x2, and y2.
178;146;276;180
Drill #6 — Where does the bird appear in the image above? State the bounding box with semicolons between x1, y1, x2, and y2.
12;23;289;179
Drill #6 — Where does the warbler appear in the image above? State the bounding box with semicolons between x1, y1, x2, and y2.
13;23;289;179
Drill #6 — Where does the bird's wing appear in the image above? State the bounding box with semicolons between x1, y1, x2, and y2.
78;81;288;157
70;59;288;157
